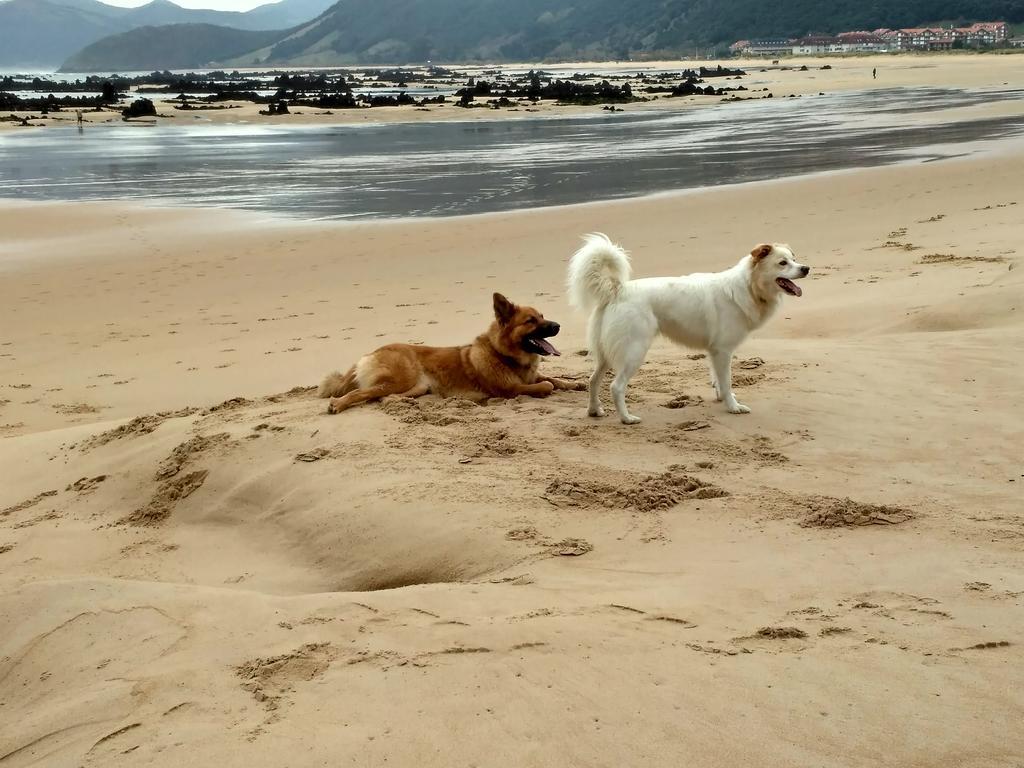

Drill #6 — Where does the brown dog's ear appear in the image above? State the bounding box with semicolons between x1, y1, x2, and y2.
493;292;516;324
750;244;773;262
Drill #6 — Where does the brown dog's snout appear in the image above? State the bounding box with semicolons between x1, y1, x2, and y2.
801;266;810;276
541;321;560;336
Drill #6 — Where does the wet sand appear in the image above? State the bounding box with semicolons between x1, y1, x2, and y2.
3;84;1022;218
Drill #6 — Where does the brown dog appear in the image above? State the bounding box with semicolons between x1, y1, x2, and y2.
319;293;585;413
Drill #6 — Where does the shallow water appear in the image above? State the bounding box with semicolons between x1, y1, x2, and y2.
1;86;1022;219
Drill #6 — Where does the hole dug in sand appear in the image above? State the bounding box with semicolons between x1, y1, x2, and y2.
342;565;468;592
203;474;524;593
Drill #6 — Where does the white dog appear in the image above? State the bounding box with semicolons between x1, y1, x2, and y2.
567;233;809;424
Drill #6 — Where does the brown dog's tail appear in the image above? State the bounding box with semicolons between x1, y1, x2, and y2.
318;367;357;398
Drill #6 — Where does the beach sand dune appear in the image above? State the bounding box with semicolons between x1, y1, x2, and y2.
1;148;1023;765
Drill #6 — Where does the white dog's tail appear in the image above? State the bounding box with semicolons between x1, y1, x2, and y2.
567;233;632;312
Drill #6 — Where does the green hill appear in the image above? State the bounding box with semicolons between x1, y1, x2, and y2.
60;23;285;72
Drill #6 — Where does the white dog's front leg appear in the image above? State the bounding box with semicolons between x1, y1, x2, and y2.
710;349;749;414
611;358;644;425
708;359;721;401
611;374;641;424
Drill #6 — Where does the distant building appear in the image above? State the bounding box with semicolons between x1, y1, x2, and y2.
876;21;1008;50
956;22;1009;46
835;32;888;52
740;39;793;56
1009;36;1024;48
734;20;1008;57
792;32;888;54
902;27;956;50
875;28;908;50
792;35;840;55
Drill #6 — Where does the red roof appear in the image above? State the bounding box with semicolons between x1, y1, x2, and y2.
961;22;1006;31
837;32;884;43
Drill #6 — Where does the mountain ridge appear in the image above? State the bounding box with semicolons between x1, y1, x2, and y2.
0;0;335;69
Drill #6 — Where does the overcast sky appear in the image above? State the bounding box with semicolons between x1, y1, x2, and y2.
102;0;273;10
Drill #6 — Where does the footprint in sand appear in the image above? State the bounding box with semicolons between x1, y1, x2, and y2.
797;496;914;528
156;434;230;480
950;641;1012;651
2;490;58;516
66;475;107;493
236;642;335;715
543;466;727;512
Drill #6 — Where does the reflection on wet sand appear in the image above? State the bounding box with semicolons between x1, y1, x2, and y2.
1;86;1022;219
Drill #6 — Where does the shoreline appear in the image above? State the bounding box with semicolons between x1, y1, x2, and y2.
2;131;1021;234
3;54;1024;132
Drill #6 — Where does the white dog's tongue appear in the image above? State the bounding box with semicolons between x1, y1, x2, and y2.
535;337;561;356
777;277;802;297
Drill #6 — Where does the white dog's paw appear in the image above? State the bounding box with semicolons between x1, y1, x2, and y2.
588;405;607;418
620;414;642;425
726;402;751;414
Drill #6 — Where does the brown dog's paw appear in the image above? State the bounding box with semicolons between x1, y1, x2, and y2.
567;380;588;392
326;398;344;414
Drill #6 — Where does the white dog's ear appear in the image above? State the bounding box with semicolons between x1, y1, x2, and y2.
750;244;773;262
493;292;516;324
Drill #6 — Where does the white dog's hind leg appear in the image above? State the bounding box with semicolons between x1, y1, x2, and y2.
605;310;656;425
587;353;609;417
710;348;749;414
586;309;609;417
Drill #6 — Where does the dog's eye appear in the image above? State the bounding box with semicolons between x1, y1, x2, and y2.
778;260;787;266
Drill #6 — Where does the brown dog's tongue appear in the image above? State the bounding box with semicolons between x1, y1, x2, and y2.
536;338;561;356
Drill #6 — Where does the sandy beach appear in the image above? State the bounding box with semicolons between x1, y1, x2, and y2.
2;51;1024;766
3;53;1024;131
2;139;1023;765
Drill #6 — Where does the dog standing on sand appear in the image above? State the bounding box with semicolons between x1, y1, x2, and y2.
567;233;809;424
319;293;585;413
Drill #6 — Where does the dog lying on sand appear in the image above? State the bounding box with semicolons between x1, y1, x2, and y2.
567;233;809;424
319;293;585;413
